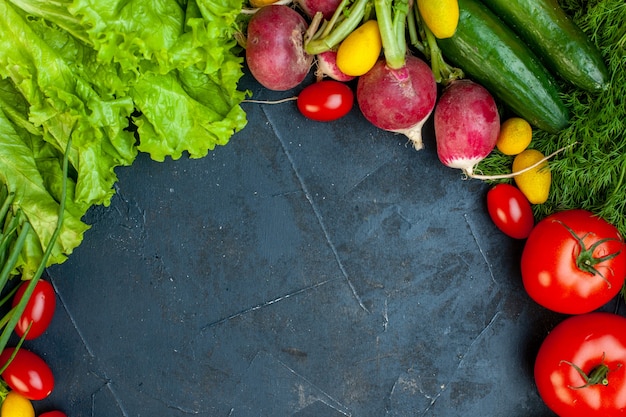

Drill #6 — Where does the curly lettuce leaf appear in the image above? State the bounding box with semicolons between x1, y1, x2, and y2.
0;0;248;275
0;2;138;207
0;85;89;277
132;66;247;161
11;0;244;76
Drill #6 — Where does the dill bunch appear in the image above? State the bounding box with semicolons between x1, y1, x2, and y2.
475;0;626;235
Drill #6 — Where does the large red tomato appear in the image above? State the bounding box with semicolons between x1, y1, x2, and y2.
521;209;626;314
535;312;626;416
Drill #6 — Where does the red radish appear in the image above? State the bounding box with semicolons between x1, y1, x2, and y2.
356;55;437;149
316;51;355;82
297;0;342;20
434;79;500;175
246;5;313;91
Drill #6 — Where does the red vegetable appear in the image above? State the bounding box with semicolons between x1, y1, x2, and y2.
521;209;626;314
316;51;355;82
245;5;313;91
535;312;626;417
12;279;56;340
297;0;342;20
356;55;437;150
0;348;54;400
486;183;534;239
434;79;500;176
297;80;354;122
39;412;68;417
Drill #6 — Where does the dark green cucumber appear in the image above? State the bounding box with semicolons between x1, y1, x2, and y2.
479;0;609;92
437;0;569;133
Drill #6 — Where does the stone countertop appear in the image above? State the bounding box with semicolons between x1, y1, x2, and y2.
30;71;577;417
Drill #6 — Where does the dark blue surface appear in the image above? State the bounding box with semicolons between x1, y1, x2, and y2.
26;71;573;416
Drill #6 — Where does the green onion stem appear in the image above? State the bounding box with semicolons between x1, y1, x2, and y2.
0;189;14;227
0;137;71;355
0;221;31;294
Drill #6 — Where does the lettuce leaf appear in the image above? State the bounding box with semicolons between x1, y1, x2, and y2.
0;0;247;276
0;81;89;277
0;2;138;205
132;66;247;161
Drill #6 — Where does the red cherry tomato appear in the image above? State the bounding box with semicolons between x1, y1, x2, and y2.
39;412;68;417
0;348;54;400
535;312;626;417
12;279;56;340
521;209;626;314
486;183;534;239
297;80;354;121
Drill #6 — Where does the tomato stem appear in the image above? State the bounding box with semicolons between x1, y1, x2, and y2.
560;353;622;389
0;380;8;402
556;220;623;287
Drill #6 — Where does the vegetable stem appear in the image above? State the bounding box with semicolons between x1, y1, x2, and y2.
305;0;371;54
406;7;425;55
0;138;71;355
374;0;408;69
0;220;31;295
422;22;463;84
0;188;13;227
410;5;463;84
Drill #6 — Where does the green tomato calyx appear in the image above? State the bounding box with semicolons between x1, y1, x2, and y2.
556;220;623;287
560;353;622;389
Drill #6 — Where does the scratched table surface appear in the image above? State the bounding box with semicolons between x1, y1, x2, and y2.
25;70;589;417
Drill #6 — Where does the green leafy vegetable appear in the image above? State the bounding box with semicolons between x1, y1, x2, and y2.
476;0;626;236
0;0;247;277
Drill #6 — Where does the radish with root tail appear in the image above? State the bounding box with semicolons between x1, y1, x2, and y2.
355;0;437;150
433;79;576;181
246;5;313;91
434;79;500;175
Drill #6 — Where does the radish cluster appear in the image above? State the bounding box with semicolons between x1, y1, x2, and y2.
242;2;500;174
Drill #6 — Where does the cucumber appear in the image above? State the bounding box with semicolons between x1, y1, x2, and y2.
479;0;609;92
437;0;569;133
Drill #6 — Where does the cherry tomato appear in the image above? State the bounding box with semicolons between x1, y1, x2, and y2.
535;312;626;417
521;209;626;314
39;412;67;417
0;391;34;417
0;348;54;400
296;80;354;122
12;279;56;340
486;183;534;239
